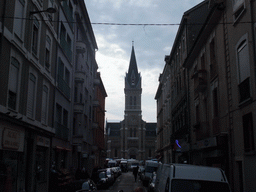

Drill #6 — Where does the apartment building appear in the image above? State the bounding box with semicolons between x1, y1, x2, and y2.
155;56;172;163
0;0;105;191
156;0;256;191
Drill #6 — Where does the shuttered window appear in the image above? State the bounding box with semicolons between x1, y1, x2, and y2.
8;57;20;110
27;73;36;119
41;85;48;124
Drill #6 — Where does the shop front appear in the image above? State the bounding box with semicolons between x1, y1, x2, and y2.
191;135;229;172
0;123;25;192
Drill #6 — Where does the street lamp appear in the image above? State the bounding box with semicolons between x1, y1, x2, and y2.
29;7;57;16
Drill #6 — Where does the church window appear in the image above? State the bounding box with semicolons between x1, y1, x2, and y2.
134;129;136;137
130;96;133;107
134;96;136;106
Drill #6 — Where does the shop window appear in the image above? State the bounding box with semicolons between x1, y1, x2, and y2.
36;146;47;182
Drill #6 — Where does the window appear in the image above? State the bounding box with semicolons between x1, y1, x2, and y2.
130;96;132;107
237;40;250;82
212;88;218;117
237;38;250;102
74;86;78;102
134;96;136;106
149;149;151;157
63;109;68;127
233;0;245;21
196;105;200;123
27;73;36;119
243;113;254;152
14;0;25;39
65;68;70;85
210;38;217;79
45;35;51;71
32;17;40;55
56;103;62;123
8;57;20;110
41;85;49;124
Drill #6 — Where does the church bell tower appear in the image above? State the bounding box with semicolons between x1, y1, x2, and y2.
121;43;145;160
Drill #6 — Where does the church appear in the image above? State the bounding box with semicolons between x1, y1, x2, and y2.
105;45;157;160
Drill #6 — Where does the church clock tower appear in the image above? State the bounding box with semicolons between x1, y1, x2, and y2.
121;44;145;160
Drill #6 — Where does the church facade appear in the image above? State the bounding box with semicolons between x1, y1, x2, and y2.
105;45;157;160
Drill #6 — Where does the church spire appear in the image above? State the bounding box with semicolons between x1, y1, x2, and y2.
127;42;140;87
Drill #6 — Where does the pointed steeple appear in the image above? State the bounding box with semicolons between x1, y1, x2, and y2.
126;43;140;88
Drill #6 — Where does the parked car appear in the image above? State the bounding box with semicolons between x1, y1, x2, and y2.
148;173;156;192
116;166;122;176
91;170;109;189
141;160;159;187
120;160;128;172
138;166;145;180
76;179;97;192
111;167;120;178
106;168;115;185
108;160;117;168
155;164;231;192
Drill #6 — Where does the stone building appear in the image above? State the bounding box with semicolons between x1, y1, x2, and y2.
106;45;157;160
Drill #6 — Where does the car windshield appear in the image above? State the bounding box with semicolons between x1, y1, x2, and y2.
171;179;230;192
99;172;106;178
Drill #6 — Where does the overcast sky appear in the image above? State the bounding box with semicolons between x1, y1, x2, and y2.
84;0;203;122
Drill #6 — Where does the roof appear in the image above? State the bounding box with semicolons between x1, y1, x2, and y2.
125;45;141;88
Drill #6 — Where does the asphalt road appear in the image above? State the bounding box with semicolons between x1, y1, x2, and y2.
100;171;147;192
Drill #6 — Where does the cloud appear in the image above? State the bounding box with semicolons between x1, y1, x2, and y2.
85;0;206;122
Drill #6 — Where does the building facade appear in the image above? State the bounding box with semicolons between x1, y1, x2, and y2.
106;45;157;160
0;0;106;191
156;0;256;191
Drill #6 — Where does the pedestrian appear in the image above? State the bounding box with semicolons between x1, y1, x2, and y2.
133;165;139;182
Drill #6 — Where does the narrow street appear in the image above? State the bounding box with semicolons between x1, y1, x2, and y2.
101;172;147;192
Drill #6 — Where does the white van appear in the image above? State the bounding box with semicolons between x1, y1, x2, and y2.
141;160;159;186
155;164;231;192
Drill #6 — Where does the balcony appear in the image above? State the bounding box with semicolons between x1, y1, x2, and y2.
55;122;69;140
75;70;85;83
192;70;207;93
74;102;84;113
76;41;86;54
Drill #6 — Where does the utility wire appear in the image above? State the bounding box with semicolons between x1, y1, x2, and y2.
3;16;256;26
